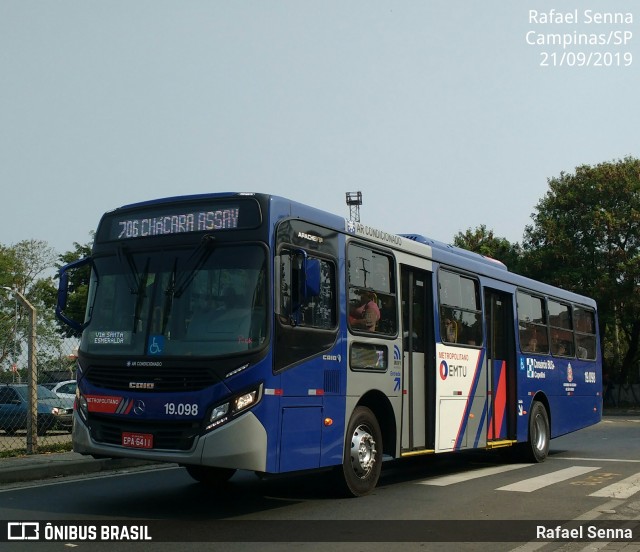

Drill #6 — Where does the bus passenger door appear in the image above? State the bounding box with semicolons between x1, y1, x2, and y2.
484;289;517;443
400;267;435;453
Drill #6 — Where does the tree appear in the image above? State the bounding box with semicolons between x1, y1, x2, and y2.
0;240;60;375
453;225;522;271
522;157;640;384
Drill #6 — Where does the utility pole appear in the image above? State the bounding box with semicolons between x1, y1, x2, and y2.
2;287;38;453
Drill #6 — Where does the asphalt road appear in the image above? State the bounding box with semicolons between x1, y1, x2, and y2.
1;417;640;552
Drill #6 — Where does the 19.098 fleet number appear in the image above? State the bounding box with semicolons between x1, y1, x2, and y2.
163;403;199;416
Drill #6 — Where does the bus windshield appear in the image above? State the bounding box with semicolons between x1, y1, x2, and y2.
80;244;267;358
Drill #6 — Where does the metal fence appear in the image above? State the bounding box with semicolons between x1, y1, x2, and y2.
1;291;79;455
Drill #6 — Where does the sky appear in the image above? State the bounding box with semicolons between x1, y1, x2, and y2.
1;1;638;257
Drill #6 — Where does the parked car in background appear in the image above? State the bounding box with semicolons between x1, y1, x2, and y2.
49;380;77;401
0;384;73;435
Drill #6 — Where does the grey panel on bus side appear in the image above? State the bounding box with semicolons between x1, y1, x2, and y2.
344;249;433;459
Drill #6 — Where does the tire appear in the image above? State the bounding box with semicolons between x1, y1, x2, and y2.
184;465;236;486
522;401;550;463
337;406;383;497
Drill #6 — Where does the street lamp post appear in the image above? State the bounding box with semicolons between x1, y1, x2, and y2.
2;287;38;453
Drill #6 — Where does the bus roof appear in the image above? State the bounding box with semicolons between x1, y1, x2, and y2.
105;192;596;309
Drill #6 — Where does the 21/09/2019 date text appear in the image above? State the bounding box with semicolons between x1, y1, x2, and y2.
541;51;632;67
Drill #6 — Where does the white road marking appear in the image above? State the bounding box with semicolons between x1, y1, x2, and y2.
497;466;600;493
556;456;640;463
417;463;533;486
589;471;640;499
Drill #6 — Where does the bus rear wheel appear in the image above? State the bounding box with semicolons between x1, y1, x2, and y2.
522;401;550;463
337;406;382;497
184;465;236;486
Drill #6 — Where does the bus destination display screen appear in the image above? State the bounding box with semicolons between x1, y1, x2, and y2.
99;199;261;242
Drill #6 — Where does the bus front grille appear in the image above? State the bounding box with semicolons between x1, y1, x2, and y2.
84;365;218;392
88;414;200;451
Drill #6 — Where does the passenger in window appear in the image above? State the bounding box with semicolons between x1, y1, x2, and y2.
551;330;569;356
464;314;482;345
443;317;458;343
349;290;380;332
554;341;567;356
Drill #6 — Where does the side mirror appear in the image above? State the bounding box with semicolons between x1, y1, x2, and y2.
303;257;321;298
56;256;93;333
275;249;321;326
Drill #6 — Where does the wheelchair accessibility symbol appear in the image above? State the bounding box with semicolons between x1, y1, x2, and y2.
148;335;164;355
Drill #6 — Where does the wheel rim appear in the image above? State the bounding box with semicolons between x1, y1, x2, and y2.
349;423;377;479
532;413;547;452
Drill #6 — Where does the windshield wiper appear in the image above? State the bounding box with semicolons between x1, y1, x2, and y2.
116;245;140;295
132;257;150;333
161;258;178;335
116;246;151;333
160;234;216;335
173;234;217;298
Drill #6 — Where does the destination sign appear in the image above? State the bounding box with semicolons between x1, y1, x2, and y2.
98;199;261;242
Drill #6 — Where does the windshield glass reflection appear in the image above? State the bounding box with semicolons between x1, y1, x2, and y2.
81;244;267;358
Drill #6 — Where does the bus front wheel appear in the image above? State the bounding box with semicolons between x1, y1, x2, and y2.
184;465;236;486
522;401;550;463
338;406;383;497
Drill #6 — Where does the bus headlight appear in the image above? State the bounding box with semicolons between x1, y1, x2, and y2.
77;394;89;422
209;403;229;424
233;390;258;412
204;385;262;432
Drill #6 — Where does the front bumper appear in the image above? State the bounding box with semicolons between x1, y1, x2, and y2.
72;410;268;472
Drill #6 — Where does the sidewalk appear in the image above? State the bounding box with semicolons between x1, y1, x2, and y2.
0;451;161;485
603;407;640;416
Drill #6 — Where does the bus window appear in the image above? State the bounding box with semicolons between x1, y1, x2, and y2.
350;343;388;371
574;307;597;360
548;300;575;357
517;292;549;354
278;250;336;329
438;270;482;346
274;249;338;371
79;245;267;357
347;244;397;336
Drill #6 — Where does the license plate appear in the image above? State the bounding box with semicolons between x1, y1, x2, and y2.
122;432;153;449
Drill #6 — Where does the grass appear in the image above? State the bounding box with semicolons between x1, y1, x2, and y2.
0;441;73;458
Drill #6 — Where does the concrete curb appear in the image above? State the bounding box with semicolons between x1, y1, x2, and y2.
603;408;640;417
0;453;159;485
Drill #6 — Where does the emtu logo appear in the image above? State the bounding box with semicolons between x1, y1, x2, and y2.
439;360;449;380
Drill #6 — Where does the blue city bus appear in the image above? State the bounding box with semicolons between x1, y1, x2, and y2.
56;192;602;496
